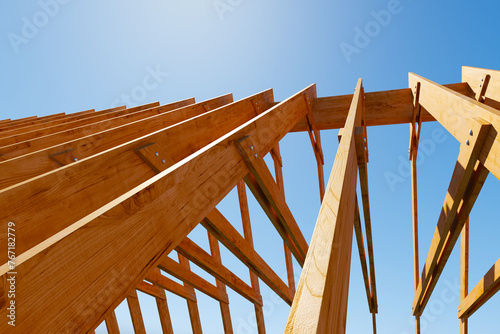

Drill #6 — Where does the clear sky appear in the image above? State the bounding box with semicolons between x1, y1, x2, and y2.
1;0;499;333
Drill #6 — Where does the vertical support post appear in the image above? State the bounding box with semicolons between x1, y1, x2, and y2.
178;254;203;334
207;232;234;334
271;143;296;293
237;180;266;334
410;82;421;334
127;290;147;334
156;297;174;334
105;310;120;334
460;218;469;334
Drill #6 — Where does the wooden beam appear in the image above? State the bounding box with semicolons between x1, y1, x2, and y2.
0;108;100;137
290;83;474;131
412;114;491;315
105;310;120;334
354;126;378;314
156;297;174;334
0;99;193;161
409;72;500;182
0;96;225;189
207;232;234;334
0;91;269;265
158;254;229;303
0;103;159;146
353;199;373;313
235;136;309;265
285;79;362;333
202;208;294;305
458;257;500;318
145;269;197;302
136;281;166;300
236;180;266;333
462;66;500;108
0;85;314;333
176;237;263;306
413;159;490;315
127;290;147;334
178;254;203;334
460;218;469;334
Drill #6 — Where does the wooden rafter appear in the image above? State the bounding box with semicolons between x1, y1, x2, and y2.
286;79;362;333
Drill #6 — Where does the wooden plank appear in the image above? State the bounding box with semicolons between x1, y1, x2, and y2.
176;237;263;306
0;113;66;132
0;91;268;264
354;126;378;314
145;269;197;302
0;108;99;136
460;218;469;334
412;116;491;315
105;310;120;334
156;297;174;334
158;254;229;303
353;199;373;313
235;137;309;265
178;254;203;334
409;73;500;182
0;101;189;160
270;143;296;293
290;83;474;131
127;290;147;334
285;79;362;333
136;281;166;300
0;85;314;333
0;96;224;189
207;232;234;334
202;207;293;305
462;66;500;107
236;180;266;333
413;160;489;316
458;257;500;318
0;103;158;145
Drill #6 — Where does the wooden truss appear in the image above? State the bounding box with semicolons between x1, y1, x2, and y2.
0;66;498;333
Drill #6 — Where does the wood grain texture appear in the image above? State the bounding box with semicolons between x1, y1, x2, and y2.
0;96;224;189
0;100;192;160
285;79;362;333
290;83;474;131
126;290;146;334
458;257;500;318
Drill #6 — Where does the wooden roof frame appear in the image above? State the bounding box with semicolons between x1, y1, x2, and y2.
0;66;498;333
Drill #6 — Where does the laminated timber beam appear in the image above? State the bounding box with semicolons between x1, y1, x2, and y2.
458;256;500;318
409;71;499;315
0;100;192;160
0;90;272;265
0;84;316;333
0;103;159;146
285;79;362;333
290;82;474;132
0;95;230;189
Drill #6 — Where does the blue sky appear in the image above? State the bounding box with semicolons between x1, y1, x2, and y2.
1;0;499;333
